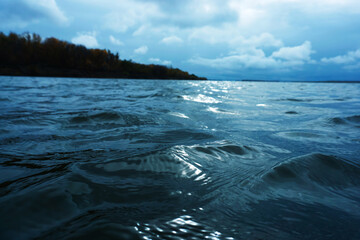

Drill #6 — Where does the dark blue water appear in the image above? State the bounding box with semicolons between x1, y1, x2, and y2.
1;76;360;239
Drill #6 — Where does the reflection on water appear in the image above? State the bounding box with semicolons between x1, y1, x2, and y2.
0;77;360;239
182;94;220;103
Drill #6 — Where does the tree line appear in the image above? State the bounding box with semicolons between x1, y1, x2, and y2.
0;32;206;80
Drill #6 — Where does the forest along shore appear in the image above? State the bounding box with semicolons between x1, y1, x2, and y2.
0;32;206;80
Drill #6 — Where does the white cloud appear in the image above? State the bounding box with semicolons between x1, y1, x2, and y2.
161;36;183;45
134;45;148;54
271;41;314;61
224;0;360;39
71;32;99;48
321;48;360;71
321;49;360;64
190;41;314;70
229;0;360;16
133;25;148;36
161;0;237;27
188;32;314;71
149;58;172;66
242;33;284;48
189;27;283;49
103;0;162;32
190;50;278;70
109;35;124;46
104;12;136;32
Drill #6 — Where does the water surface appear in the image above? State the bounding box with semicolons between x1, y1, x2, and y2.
1;77;360;239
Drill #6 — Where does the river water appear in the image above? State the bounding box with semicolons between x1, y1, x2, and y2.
0;76;360;239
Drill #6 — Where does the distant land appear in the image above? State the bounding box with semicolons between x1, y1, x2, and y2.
241;79;360;83
0;32;206;80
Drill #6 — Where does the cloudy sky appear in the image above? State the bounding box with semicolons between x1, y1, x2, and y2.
1;0;360;80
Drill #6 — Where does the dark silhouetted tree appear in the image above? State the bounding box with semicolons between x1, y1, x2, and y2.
0;32;206;80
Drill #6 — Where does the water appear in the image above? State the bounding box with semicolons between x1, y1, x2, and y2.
0;76;360;240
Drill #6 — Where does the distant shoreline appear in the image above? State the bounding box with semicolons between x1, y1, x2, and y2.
2;74;359;83
241;79;360;83
0;73;205;80
0;66;206;80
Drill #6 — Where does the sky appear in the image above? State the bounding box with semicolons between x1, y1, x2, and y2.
1;0;360;81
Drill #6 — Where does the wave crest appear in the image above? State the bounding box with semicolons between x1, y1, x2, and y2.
264;153;360;188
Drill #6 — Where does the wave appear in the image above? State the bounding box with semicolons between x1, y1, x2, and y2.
89;148;204;179
0;97;10;102
69;111;127;123
39;219;142;240
275;131;334;143
89;141;258;178
263;153;360;189
275;98;315;102
329;115;360;127
66;111;150;129
154;129;214;144
69;141;262;206
346;115;360;123
189;142;257;161
285;111;299;114
250;153;360;214
0;134;68;146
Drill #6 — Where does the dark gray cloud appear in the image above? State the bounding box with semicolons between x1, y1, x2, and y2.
0;0;67;28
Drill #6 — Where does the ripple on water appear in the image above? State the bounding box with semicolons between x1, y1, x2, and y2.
263;153;360;188
0;146;211;239
1;142;359;239
67;111;146;126
252;153;360;214
63;111;160;132
94;148;204;179
285;111;299;115
275;130;341;143
191;142;258;161
274;98;316;102
328;115;360;128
